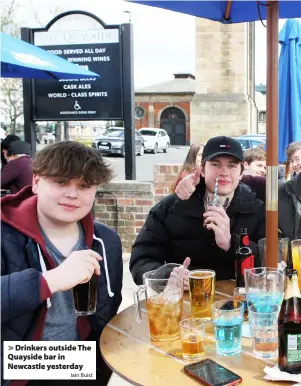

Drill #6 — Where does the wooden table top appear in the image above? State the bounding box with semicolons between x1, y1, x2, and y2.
100;280;287;386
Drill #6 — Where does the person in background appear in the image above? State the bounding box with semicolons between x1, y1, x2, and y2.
278;171;301;239
130;136;265;287
256;142;285;180
1;141;123;386
243;148;266;177
1;140;33;194
1;134;20;167
171;143;204;193
286;141;301;177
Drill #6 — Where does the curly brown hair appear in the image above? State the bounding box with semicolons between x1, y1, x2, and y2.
32;141;113;186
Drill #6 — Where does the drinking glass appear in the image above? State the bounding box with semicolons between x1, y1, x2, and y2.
249;304;279;359
180;318;206;361
258;238;289;268
212;300;244;356
189;269;216;320
291;240;301;289
203;193;229;227
73;275;98;316
244;267;285;310
134;263;183;342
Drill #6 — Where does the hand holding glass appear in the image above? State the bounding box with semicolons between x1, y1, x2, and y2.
203;193;229;227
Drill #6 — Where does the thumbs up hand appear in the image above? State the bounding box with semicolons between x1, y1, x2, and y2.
182;257;191;291
170;257;191;291
175;167;201;200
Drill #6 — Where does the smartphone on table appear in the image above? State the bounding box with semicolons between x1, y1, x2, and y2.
184;359;242;386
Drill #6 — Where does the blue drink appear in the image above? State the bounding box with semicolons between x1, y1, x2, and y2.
214;317;243;356
247;292;283;310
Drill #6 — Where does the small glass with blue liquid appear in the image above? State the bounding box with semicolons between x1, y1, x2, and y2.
212;300;244;356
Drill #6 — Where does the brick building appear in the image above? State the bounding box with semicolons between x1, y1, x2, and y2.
135;73;195;145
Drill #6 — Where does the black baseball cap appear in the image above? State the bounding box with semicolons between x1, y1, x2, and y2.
202;136;243;162
7;140;31;156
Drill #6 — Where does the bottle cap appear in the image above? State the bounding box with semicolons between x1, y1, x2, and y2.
286;269;298;279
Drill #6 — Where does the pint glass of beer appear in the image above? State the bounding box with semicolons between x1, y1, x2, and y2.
189;270;216;320
73;275;98;316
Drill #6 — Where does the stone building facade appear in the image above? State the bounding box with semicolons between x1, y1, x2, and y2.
190;20;258;144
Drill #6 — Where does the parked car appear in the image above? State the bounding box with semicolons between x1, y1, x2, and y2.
233;136;266;151
241;134;266;138
139;128;170;153
92;128;144;157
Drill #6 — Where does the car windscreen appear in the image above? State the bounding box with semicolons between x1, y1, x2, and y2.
140;130;156;136
104;130;124;137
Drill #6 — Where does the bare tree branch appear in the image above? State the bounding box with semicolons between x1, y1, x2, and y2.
0;0;20;36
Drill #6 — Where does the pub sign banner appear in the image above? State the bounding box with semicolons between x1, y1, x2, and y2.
33;27;123;120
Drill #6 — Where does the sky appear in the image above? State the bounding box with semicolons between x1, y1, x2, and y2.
13;0;296;88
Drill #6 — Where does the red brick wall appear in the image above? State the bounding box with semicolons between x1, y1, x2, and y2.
94;182;154;253
135;102;149;130
135;101;190;139
153;164;182;202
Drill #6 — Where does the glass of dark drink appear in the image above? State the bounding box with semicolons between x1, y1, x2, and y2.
73;275;98;316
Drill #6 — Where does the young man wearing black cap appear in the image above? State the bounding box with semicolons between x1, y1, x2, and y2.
130;136;265;287
1;140;33;193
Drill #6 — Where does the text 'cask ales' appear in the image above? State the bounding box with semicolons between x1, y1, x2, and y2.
278;269;301;374
235;228;254;288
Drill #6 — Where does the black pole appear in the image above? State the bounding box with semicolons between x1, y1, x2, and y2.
122;23;136;180
64;121;70;140
21;28;36;156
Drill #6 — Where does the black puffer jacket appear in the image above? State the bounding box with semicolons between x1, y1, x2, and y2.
130;181;265;284
278;173;301;240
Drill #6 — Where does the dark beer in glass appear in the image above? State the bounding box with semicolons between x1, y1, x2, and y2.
73;275;98;316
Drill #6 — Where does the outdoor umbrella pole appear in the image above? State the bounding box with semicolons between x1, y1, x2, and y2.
266;0;279;268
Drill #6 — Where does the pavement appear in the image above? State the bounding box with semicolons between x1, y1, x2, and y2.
107;257;137;386
105;146;188;182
